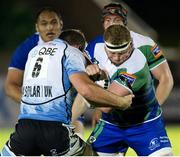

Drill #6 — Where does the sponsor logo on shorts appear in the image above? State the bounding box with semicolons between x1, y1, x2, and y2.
159;136;170;143
50;149;58;156
148;138;160;150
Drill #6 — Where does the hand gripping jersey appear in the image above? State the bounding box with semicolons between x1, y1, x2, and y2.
19;39;86;124
86;31;166;126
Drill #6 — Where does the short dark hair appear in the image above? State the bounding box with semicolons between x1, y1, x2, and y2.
102;3;128;25
59;29;86;52
35;6;63;23
104;25;131;51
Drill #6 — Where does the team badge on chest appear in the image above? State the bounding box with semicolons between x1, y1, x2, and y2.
119;72;136;88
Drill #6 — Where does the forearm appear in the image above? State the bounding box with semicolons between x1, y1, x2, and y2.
82;82;128;109
70;73;132;110
71;94;88;122
5;83;22;103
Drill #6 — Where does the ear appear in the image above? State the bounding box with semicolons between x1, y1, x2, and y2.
35;23;39;32
60;20;63;30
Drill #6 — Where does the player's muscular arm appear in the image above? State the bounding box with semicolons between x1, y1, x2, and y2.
71;94;88;123
151;61;174;105
5;69;24;103
99;81;131;113
69;72;133;109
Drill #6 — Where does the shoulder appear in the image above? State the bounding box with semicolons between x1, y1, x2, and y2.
66;45;84;57
9;33;40;70
86;35;103;48
86;35;104;59
21;33;40;47
91;35;104;42
50;39;84;58
125;48;147;73
130;31;155;48
14;33;40;54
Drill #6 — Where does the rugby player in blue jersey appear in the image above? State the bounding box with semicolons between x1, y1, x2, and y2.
59;28;90;139
1;27;134;156
4;7;86;141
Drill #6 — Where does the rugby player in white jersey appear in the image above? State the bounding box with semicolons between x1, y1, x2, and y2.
71;4;173;154
87;25;174;156
85;2;173;129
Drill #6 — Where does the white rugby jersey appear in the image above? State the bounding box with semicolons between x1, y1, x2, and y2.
86;31;165;70
86;31;165;126
86;31;166;88
19;39;86;124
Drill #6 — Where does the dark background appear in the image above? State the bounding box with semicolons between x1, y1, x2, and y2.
1;0;179;85
1;0;180;49
124;0;180;47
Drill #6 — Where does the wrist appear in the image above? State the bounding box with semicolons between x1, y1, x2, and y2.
117;97;125;109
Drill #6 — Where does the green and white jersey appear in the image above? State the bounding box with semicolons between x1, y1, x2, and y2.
86;31;167;126
101;48;162;127
131;31;166;70
86;31;166;71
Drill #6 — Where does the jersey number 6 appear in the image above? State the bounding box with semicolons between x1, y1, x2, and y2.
32;57;43;78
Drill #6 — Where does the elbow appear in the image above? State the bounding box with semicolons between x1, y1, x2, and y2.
167;69;174;90
161;74;174;90
168;74;174;90
4;81;11;97
170;78;174;90
170;76;174;86
4;81;21;100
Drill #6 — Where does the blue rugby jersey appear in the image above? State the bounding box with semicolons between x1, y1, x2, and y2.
19;39;86;124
